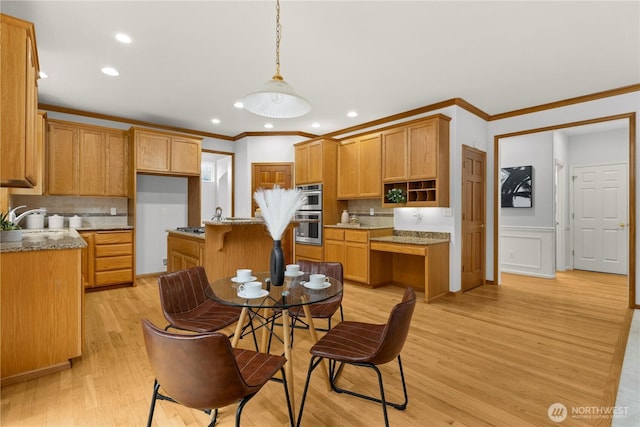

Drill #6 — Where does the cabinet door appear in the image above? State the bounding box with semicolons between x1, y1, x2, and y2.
78;127;106;195
171;137;200;175
307;141;323;183
358;134;382;197
80;232;95;288
324;240;345;265
381;127;406;182
344;242;368;283
337;141;359;198
294;144;309;184
136;132;170;172
47;122;79;195
11;111;46;196
23;37;38;186
407;119;438;179
105;131;129;196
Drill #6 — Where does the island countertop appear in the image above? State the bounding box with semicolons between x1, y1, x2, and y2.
369;235;450;245
0;228;87;253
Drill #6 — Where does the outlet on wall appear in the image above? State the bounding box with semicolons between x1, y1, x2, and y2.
110;207;117;216
162;258;167;266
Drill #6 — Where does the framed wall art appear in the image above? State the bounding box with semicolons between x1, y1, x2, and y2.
500;165;533;208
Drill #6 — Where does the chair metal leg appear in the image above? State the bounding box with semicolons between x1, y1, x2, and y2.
235;393;257;427
296;356;324;427
146;380;161;427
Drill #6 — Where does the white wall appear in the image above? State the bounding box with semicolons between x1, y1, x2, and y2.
488;90;640;305
201;152;233;222
234;135;304;217
136;175;188;274
568;128;628;165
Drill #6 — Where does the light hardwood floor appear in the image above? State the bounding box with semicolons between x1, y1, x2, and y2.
1;270;633;426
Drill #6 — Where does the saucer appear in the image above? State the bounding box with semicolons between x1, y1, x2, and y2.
237;289;269;299
303;281;330;290
231;276;257;283
285;271;305;277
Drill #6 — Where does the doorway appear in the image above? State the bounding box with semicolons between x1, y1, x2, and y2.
494;113;635;307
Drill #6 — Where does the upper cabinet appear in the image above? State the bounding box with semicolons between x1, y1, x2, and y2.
337;133;381;199
131;128;201;176
10;111;46;196
294;140;324;185
47;120;129;197
381;115;451;207
0;14;40;188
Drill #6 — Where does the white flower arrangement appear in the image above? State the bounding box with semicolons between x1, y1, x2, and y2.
253;186;307;240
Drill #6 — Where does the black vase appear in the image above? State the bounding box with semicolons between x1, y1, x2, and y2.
270;239;285;286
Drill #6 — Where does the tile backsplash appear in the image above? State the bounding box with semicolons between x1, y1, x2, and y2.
10;195;129;227
345;199;394;227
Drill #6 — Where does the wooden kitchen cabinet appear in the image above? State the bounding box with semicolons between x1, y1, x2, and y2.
167;233;204;272
10;111;47;196
324;227;392;284
294;140;324;184
1;248;82;384
381;115;450;207
47;120;129;196
80;230;133;290
0;14;40;188
337;132;381;199
131;128;202;176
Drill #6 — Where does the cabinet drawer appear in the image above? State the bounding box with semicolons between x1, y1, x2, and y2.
324;228;345;241
295;243;323;261
345;230;368;243
170;237;201;258
95;269;133;285
95;255;132;272
95;243;132;257
94;231;132;245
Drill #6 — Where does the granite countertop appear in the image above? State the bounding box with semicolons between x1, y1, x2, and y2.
1;228;87;253
203;218;265;226
325;224;394;230
75;225;134;231
167;229;205;239
369;235;449;245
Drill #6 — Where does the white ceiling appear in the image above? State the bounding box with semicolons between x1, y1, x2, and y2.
3;1;639;139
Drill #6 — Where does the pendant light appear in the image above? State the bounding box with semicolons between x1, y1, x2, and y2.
241;0;311;118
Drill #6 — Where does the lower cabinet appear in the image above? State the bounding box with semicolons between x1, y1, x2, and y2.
1;248;82;384
167;233;204;272
324;227;392;284
80;230;134;290
294;243;324;262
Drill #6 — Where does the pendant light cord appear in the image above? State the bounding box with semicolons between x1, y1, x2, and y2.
273;0;283;81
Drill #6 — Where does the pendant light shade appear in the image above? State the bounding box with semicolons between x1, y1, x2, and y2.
240;0;311;119
242;76;311;118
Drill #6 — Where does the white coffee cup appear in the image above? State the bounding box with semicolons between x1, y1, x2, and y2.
236;269;252;282
308;274;329;288
286;264;300;275
238;281;262;297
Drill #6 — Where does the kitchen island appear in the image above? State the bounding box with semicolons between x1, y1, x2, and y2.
202;219;296;282
1;228;85;385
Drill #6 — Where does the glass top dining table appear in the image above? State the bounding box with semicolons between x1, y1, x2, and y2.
206;271;341;415
205;271;343;309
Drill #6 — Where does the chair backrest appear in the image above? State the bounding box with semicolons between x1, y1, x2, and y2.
158;266;209;315
141;318;251;410
369;287;416;365
297;260;343;283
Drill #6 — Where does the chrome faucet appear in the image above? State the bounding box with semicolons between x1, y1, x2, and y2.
8;206;48;226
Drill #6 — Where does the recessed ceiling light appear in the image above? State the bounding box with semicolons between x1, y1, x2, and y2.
211;118;221;124
101;67;119;76
347;111;358;118
115;33;132;44
233;101;244;109
264;123;274;129
311;123;320;128
39;71;48;79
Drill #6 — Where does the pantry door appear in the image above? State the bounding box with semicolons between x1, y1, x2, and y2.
461;145;486;291
573;163;628;274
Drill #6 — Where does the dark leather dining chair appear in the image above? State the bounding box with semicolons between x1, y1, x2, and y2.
158;266;243;333
142;318;294;427
296;287;416;427
290;260;344;331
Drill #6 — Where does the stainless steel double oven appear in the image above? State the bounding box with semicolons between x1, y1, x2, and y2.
295;184;322;245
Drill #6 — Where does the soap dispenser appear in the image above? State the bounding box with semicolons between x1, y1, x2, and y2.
340;210;349;224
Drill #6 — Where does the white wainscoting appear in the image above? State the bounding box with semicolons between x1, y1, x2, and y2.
500;226;556;278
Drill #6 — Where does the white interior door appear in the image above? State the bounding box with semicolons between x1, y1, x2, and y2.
572;163;628;274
